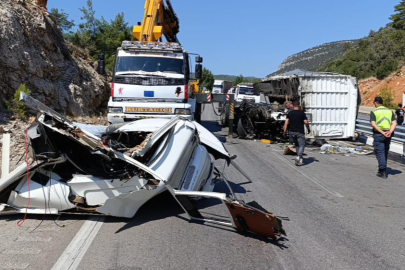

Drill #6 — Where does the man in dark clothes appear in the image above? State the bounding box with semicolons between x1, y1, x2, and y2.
283;101;311;166
395;104;404;125
371;97;397;179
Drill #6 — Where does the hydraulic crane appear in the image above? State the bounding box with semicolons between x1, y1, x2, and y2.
133;0;180;43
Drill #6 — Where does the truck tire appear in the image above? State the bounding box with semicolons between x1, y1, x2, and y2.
237;118;248;138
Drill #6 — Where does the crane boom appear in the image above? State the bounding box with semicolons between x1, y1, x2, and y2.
133;0;180;43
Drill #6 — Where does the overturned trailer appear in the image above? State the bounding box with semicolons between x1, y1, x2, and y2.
237;69;360;140
0;94;285;240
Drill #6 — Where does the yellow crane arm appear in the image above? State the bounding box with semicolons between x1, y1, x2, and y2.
133;0;180;43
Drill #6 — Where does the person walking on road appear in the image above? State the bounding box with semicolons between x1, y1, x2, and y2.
284;101;293;112
371;97;397;179
395;103;404;125
283;101;311;166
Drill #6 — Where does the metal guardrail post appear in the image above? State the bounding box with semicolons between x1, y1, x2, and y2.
228;101;235;137
1;134;10;178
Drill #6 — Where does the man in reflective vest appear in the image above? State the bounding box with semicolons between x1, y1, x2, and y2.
370;97;397;179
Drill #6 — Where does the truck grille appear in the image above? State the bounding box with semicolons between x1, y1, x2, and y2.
114;76;185;86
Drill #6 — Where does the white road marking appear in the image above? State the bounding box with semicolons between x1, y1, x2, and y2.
1;248;41;255
16;236;52;242
0;262;30;269
51;216;105;270
271;149;344;198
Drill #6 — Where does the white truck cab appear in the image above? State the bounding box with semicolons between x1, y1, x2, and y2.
229;83;260;104
107;41;202;124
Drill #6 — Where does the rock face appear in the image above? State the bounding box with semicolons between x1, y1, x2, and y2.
269;40;357;77
0;0;110;115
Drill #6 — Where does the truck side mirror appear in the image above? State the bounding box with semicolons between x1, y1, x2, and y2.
98;54;106;75
195;64;203;79
195;56;203;63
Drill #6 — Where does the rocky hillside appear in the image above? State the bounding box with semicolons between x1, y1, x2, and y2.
359;67;405;107
0;0;110;116
269;40;357;76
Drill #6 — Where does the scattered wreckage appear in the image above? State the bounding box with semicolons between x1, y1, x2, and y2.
0;93;286;240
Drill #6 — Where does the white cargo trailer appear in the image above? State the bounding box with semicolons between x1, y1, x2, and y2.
213;80;233;94
258;69;361;140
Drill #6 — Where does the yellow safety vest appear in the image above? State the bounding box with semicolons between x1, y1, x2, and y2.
373;106;393;130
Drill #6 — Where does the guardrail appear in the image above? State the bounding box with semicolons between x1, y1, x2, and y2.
355;119;405;144
356;119;405;156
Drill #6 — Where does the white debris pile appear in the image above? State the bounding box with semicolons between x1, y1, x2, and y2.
319;143;373;155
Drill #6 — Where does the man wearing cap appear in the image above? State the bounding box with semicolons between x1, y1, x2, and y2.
370;97;397;179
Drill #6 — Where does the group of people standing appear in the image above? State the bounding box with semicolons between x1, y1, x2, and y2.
282;98;402;179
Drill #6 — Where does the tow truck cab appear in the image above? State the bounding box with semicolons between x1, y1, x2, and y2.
107;41;202;124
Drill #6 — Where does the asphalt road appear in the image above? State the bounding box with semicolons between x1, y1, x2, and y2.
1;106;405;270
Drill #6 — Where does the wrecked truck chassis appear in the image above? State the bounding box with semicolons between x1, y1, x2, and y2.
0;93;286;240
236;100;287;140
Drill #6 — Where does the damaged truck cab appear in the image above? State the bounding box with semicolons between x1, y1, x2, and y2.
0;94;286;240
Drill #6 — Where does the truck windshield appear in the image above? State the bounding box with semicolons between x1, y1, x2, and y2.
239;87;257;95
116;57;184;74
213;85;223;89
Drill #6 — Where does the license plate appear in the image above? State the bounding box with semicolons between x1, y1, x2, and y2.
125;107;172;113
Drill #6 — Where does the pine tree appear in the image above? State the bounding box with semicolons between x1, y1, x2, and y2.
390;0;405;30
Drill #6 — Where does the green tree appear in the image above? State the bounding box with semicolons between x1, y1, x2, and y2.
234;74;248;85
379;88;395;109
390;0;405;30
49;8;75;33
376;59;398;79
201;68;214;91
7;84;32;120
67;0;132;71
95;14;132;70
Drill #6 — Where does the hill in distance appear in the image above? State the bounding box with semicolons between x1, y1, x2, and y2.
214;74;261;82
268;40;358;77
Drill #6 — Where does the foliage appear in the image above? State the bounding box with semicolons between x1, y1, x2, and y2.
49;8;75;33
379;88;396;109
390;0;405;30
200;68;215;91
233;74;249;85
7;84;32;120
214;74;261;82
321;26;403;79
66;0;132;70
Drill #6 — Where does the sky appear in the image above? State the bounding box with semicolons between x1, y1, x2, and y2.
48;0;400;78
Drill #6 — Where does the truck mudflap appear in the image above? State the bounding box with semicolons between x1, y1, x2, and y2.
168;188;287;241
225;201;286;240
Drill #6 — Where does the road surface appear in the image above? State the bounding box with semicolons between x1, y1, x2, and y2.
1;106;405;270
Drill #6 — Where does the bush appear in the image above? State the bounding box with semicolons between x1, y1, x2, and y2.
7;84;32;120
376;59;398;79
379;87;395;109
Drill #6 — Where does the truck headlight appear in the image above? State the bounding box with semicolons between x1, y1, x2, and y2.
175;108;191;115
109;107;123;113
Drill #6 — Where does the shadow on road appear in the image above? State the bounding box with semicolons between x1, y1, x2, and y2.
303;157;320;166
387;168;402;176
200;120;227;143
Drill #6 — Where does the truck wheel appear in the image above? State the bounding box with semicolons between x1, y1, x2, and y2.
237;118;248;138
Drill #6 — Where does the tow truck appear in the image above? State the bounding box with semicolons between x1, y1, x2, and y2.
106;0;203;123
